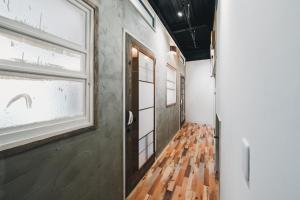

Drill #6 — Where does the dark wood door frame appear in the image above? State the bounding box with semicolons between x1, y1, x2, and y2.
215;113;221;198
180;75;185;127
125;33;156;197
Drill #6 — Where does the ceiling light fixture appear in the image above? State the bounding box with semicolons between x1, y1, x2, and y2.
170;45;177;54
177;11;183;17
132;47;138;58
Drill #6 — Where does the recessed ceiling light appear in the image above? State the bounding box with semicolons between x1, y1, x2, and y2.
177;11;183;17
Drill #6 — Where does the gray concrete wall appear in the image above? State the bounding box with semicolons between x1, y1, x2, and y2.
0;0;185;200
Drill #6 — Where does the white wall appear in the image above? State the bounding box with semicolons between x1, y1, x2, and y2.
216;0;300;200
186;60;215;126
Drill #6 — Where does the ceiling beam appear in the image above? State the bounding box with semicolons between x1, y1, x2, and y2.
173;25;208;34
176;0;197;48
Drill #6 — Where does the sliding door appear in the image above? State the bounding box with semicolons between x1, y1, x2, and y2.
125;34;156;196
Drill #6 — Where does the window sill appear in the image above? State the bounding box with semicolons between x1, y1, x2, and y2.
166;103;177;107
0;118;94;153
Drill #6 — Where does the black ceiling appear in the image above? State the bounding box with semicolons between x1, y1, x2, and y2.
148;0;215;61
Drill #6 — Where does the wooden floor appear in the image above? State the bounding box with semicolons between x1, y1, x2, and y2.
127;123;219;200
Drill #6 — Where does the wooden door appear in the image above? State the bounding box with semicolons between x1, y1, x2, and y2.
125;34;156;196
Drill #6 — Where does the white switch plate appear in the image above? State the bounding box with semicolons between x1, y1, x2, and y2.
242;138;250;184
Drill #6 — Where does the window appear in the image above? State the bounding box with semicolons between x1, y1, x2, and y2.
137;51;155;168
129;0;156;29
179;54;185;65
0;0;94;151
166;64;176;106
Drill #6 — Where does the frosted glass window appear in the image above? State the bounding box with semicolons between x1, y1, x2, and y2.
129;0;155;28
147;132;153;145
147;143;154;158
167;81;175;90
139;82;154;109
139;150;147;168
139;137;146;153
139;52;154;82
0;0;86;46
179;55;185;65
167;90;176;106
166;65;176;106
0;0;94;151
139;131;154;165
139;132;154;168
0;29;84;72
167;67;176;82
137;50;155;168
0;74;85;129
139;107;154;139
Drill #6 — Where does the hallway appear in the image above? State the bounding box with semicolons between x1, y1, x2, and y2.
128;123;219;200
2;0;300;199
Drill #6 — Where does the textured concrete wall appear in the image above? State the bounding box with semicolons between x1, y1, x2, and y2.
0;0;185;200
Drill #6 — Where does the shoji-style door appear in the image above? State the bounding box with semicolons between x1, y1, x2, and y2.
125;34;155;196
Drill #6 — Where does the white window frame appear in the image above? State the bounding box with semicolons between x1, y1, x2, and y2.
0;0;94;151
166;64;177;106
179;53;186;65
129;0;156;30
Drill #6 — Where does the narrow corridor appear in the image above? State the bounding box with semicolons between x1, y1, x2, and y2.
128;123;219;200
1;0;299;199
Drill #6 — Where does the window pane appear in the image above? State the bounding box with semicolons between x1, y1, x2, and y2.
147;143;154;158
166;81;175;90
139;150;146;169
167;67;176;82
139;81;154;110
139;137;146;153
179;55;184;64
0;29;84;72
139;52;153;82
147;132;153;145
0;74;85;129
0;0;86;46
139;108;154;139
167;89;176;105
130;0;154;27
166;66;176;105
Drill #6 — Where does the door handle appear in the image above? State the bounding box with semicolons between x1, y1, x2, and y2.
128;111;134;125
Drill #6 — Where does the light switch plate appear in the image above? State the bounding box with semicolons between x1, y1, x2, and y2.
242;138;250;184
